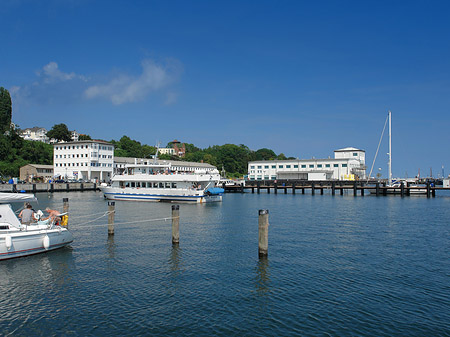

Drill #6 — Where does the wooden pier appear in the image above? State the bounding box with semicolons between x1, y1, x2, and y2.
224;180;448;198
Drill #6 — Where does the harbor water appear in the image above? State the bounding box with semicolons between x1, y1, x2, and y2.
1;191;449;336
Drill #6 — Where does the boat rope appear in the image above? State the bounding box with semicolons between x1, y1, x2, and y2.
71;215;179;228
367;113;389;182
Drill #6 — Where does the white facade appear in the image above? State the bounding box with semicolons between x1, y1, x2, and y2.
53;140;114;182
20;127;50;143
247;147;366;181
158;148;175;155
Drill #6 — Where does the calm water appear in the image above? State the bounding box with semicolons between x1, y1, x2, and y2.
0;190;449;336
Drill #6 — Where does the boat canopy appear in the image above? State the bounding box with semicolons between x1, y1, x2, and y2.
0;204;22;228
0;193;37;204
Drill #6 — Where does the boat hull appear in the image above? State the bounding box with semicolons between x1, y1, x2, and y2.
0;228;73;260
102;187;222;203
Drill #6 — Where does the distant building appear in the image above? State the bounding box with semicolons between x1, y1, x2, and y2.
71;130;79;141
172;139;186;157
247;147;366;181
53;140;114;182
114;157;217;176
158;148;175;156
20;127;50;143
20;164;53;182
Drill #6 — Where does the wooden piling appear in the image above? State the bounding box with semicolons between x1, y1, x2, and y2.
63;198;69;229
361;183;365;196
274;182;277;194
426;182;431;198
331;182;335;196
292;182;296;194
340;183;344;195
376;182;380;196
400;182;405;197
353;181;357;197
172;205;180;244
108;201;115;236
258;209;269;257
311;182;315;195
257;182;261;194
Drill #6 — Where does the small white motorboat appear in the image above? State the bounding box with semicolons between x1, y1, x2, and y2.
0;193;73;260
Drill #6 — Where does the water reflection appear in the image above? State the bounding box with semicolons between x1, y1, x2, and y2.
254;256;271;297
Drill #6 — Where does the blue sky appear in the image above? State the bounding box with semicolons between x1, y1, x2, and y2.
1;0;450;178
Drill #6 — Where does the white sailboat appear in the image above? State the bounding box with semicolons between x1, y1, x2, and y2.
369;111;426;195
0;193;73;260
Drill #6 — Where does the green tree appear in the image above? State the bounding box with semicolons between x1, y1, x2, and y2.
254;148;277;161
47;123;72;142
0;87;12;134
78;134;92;140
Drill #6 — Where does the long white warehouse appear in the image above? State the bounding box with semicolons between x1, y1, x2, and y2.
247;147;366;181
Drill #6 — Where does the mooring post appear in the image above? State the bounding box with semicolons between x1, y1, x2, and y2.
376;182;380;196
406;182;410;196
292;182;296;194
311;182;315;195
360;182;365;196
400;182;405;197
340;182;344;195
257;181;261;194
108;201;115;236
383;182;387;196
274;181;277;194
353;181;357;197
331;181;335;195
172;205;180;244
66;183;70;191
258;209;269;257
33;184;37;193
62;198;69;229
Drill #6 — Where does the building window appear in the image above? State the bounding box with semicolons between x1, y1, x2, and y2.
257;166;262;169
317;164;322;168
279;165;283;169
353;153;358;156
264;165;269;169
286;165;291;168
326;164;330;168
309;165;314;168
334;164;339;167
250;166;255;169
301;165;306;168
342;164;347;167
294;165;298;168
272;165;276;169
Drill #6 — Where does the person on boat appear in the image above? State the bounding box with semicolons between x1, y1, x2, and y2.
18;203;37;225
42;207;62;224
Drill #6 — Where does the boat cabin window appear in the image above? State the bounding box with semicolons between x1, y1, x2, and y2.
136;182;141;188
125;182;130;187
153;182;158;188
172;182;177;188
119;181;124;187
131;182;136;188
0;225;9;230
165;182;171;188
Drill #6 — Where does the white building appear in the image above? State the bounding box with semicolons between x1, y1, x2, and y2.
114;157;217;175
20;127;50;143
53;140;114;182
158;148;175;155
248;147;366;181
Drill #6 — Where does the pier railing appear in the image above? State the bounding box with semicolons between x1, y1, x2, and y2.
224;180;447;198
0;182;98;193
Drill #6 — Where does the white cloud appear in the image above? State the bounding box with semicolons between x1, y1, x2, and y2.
84;59;181;105
36;61;86;84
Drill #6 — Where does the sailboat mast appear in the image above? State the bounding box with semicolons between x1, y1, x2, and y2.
388;110;392;185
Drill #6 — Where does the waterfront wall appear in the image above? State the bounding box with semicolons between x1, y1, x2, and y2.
0;182;98;193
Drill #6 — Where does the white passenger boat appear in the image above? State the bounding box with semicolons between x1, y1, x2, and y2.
101;159;224;203
0;193;73;260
